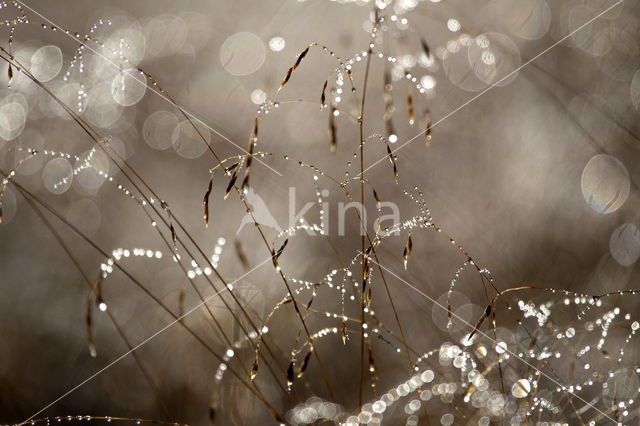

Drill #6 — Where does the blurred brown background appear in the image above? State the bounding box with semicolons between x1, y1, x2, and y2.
1;0;639;424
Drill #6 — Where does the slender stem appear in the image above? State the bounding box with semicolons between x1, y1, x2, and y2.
357;25;375;409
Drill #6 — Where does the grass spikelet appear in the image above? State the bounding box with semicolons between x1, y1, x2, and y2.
467;304;492;342
294;46;309;69
286;361;295;390
7;64;12;87
161;201;177;245
242;148;255;194
385;141;399;181
278;46;310;91
241;175;250;195
403;231;412;269
242;120;258;194
407;92;414;125
226;162;239;175
363;255;370;282
425;109;433;146
320;79;328;108
272;239;288;271
279;67;293;90
329;105;337;152
170;223;177;245
297;348;313;378
224;170;238;200
372;187;381;205
203;175;213;227
250;358;258;381
276;238;288;258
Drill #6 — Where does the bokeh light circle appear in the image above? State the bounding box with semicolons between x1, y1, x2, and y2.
143;110;179;150
220;32;266;76
111;68;146;106
507;0;551;40
610;223;640;266
86;82;124;128
581;154;630;214
42;157;73;194
172;119;211;159
468;32;521;86
30;45;63;82
511;379;531;398
103;25;146;67
0;102;26;141
251;89;267;105
48;82;86;118
269;36;285;52
75;148;110;190
144;14;188;58
442;43;488;92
